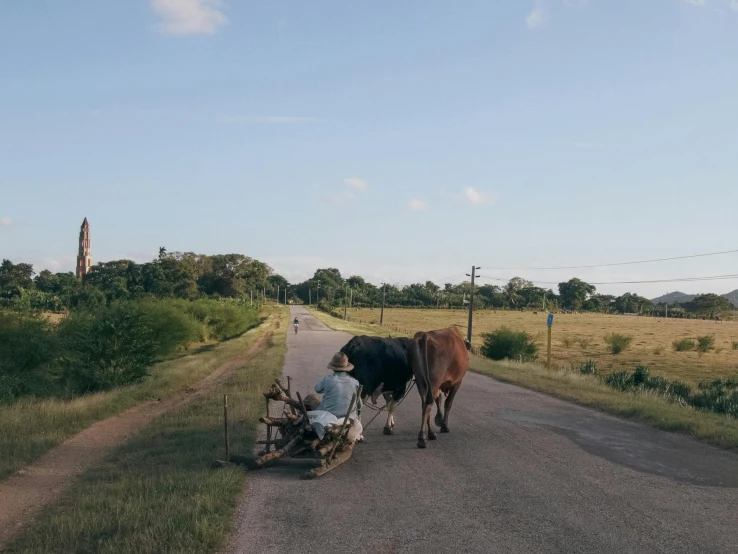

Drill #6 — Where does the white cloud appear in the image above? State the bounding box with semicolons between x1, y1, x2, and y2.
344;177;367;191
152;0;227;36
730;0;738;11
217;115;323;124
684;0;707;6
0;217;12;227
408;199;428;212
526;1;548;29
462;187;496;206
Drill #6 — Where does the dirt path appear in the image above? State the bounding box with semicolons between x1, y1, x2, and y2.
226;306;738;554
0;324;274;550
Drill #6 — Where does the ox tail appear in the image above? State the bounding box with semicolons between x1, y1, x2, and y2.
420;334;433;406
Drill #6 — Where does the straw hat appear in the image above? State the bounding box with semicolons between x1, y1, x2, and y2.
327;352;354;372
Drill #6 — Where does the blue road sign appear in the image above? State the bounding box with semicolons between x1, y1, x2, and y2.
547;313;554;327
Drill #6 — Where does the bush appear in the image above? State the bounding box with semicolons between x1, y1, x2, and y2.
0;311;58;402
604;333;633;355
561;335;574;349
632;365;650;386
481;327;538;362
129;299;202;356
732;341;738;351
578;359;598;375
668;380;691;401
604;371;632;391
690;379;737;417
653;346;664;355
578;337;592;350
58;303;160;393
673;338;695;352
184;299;258;341
696;335;715;353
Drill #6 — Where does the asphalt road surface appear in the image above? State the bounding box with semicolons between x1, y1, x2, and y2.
226;306;738;554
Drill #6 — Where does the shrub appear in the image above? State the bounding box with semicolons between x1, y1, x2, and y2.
644;375;669;392
732;341;738;351
561;335;574;349
653;346;664;355
604;371;632;391
669;380;692;401
690;379;737;417
578;337;592;350
58;303;161;393
578;359;598;375
184;299;258;341
672;338;695;352
604;333;633;355
129;299;202;356
481;327;538;362
632;365;650;386
0;311;58;402
696;335;715;353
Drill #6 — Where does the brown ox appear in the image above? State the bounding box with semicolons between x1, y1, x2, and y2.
407;327;470;449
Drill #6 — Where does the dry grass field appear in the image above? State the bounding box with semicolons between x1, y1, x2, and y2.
345;308;738;387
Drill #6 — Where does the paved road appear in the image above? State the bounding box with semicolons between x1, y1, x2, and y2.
226;306;738;554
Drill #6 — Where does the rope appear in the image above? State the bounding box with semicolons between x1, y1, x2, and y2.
360;379;416;431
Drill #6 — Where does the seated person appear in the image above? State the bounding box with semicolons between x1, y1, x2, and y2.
314;352;362;419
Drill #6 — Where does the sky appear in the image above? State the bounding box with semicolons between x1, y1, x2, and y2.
1;0;738;298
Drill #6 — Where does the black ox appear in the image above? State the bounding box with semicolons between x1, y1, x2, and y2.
340;335;413;435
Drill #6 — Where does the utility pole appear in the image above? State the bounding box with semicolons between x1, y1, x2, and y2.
380;283;386;326
316;283;321;307
284;287;288;305
277;285;280;305
665;303;668;318
250;290;253;307
466;266;481;345
344;286;348;320
309;287;312;306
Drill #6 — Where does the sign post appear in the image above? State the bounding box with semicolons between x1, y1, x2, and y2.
546;313;554;369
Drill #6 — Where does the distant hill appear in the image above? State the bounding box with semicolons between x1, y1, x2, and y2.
723;290;738;307
651;291;697;304
650;290;738;308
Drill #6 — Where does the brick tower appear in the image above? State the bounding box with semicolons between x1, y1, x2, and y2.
76;217;91;277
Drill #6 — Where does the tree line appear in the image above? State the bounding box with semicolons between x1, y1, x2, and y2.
0;249;288;311
1;255;733;320
291;270;735;319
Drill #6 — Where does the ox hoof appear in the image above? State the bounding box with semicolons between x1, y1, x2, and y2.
434;414;444;428
428;430;438;441
440;425;450;433
383;426;394;435
417;439;428;449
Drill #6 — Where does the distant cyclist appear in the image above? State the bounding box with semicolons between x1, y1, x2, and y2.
294;317;299;334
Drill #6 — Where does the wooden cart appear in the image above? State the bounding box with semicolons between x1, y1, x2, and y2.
250;379;362;479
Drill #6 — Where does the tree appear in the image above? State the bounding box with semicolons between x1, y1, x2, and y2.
613;293;652;314
0;259;35;301
558;278;596;310
684;294;735;319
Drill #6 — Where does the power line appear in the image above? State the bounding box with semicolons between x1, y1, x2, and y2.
478;248;738;271
477;273;738;286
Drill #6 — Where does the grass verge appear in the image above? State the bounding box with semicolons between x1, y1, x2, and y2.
307;307;400;338
0;307;278;481
5;307;288;554
472;357;738;450
310;308;738;450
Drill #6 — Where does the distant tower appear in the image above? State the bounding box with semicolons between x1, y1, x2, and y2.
76;218;91;277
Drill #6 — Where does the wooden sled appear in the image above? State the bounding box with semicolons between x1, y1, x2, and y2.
248;379;362;479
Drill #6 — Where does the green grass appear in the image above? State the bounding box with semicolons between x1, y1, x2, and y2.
312;309;738;450
471;357;738;450
0;308;277;481
5;309;288;554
